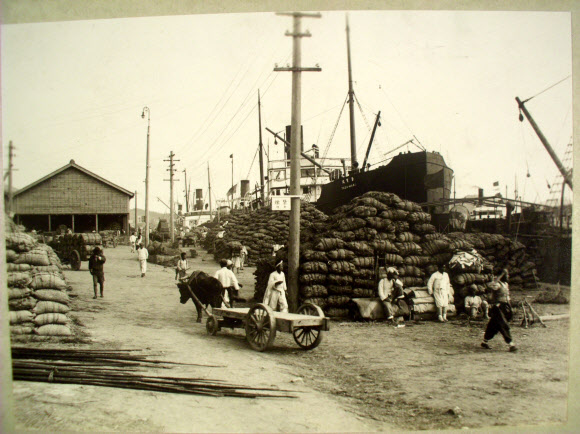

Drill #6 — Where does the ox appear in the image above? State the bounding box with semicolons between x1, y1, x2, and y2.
177;271;225;323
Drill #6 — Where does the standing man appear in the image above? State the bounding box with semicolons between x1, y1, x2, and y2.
231;245;242;275
481;269;517;352
263;260;288;313
427;264;451;322
175;252;189;281
378;268;397;324
138;243;149;277
240;245;248;271
88;247;106;299
129;232;137;253
214;259;241;307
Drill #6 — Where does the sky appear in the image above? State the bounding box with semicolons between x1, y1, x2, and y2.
1;9;573;213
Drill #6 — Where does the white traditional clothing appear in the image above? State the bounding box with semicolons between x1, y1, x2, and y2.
138;247;149;275
129;234;136;252
427;271;451;308
263;270;288;313
176;258;188;280
214;267;240;305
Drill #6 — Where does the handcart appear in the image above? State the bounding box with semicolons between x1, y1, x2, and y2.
206;303;330;352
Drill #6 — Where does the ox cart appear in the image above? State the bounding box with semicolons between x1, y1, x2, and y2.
50;233;103;271
205;303;330;352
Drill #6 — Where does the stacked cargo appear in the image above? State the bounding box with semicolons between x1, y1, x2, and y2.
251;191;538;319
6;229;73;338
209;203;329;266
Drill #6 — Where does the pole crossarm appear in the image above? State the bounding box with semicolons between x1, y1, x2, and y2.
285;31;312;37
276;12;322;18
274;66;322;72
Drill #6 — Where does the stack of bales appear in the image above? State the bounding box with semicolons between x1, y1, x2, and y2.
6;230;73;337
211;202;329;266
295;191;538;318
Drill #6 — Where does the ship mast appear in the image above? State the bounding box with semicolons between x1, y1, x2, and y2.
346;14;358;171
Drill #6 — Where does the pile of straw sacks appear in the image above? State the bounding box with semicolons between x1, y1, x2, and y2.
210;202;329;266
6;229;73;337
296;191;537;318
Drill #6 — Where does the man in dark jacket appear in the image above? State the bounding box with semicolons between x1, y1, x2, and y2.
88;247;106;299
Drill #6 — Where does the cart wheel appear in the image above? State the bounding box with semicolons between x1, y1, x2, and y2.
206;315;219;335
245;303;277;352
293;303;325;350
70;250;81;271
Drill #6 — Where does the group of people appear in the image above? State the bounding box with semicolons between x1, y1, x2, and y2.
377;263;516;351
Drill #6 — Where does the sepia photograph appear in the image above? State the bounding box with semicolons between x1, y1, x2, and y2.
1;0;577;432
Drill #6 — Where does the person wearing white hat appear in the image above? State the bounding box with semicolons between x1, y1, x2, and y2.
263;260;288;313
214;259;240;307
378;267;407;324
427;264;451;322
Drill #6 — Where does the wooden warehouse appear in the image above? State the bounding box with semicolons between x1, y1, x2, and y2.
12;159;134;233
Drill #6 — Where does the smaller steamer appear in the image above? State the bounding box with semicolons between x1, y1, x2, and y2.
207;303;329;352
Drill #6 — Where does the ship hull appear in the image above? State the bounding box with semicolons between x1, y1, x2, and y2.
316;151;453;213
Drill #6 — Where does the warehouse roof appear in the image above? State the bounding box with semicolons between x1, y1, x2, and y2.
14;159;134;198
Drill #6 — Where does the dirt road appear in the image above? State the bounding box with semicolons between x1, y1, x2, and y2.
11;245;572;431
11;246;384;432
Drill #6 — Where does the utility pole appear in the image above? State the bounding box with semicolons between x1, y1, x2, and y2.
183;169;189;213
164;151;179;243
230;154;234;209
258;90;265;204
141;107;151;246
275;11;321;312
7;141;14;215
208;162;213;221
134;191;137;234
516;96;573;189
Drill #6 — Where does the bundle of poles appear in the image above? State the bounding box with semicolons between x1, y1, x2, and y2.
12;347;295;399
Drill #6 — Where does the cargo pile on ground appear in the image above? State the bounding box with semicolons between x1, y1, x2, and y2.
52;233;103;258
5;221;73;338
207;203;329;266
147;240;182;267
251;191;539;319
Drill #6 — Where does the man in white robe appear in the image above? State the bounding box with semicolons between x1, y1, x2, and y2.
263;260;288;313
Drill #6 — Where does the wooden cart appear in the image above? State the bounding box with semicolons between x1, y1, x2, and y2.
50;233;102;271
205;303;330;352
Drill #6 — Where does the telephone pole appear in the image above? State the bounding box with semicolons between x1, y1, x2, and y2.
258;90;265;204
7;141;14;215
134;191;137;234
208;162;213;220
164;151;179;243
141;107;151;246
183;169;189;213
275;11;321;312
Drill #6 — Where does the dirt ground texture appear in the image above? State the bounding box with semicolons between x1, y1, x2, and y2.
9;244;574;432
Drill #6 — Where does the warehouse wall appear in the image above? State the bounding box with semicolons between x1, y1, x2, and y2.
13;167;130;214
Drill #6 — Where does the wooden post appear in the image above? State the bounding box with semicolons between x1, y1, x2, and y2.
274;11;321;312
95;214;99;232
48;215;51;232
72;215;75;233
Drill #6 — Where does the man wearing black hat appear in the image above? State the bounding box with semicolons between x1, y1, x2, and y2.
88;246;106;299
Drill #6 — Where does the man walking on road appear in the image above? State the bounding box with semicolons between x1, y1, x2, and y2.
88;247;106;299
481;269;517;352
138;243;149;277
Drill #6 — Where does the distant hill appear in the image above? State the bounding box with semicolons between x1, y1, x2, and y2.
129;208;170;223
